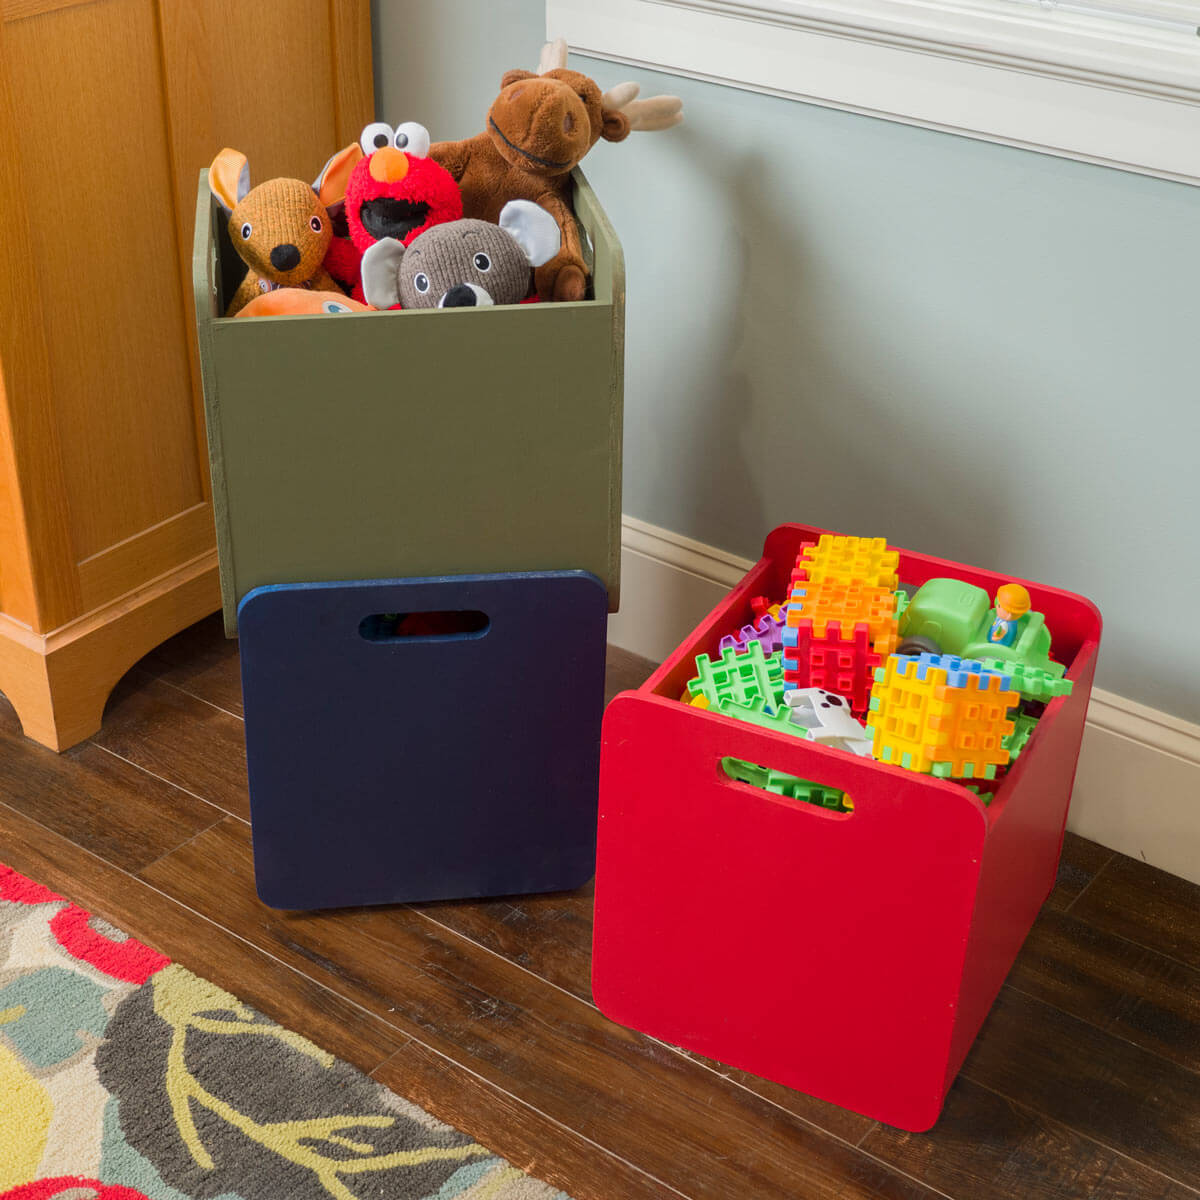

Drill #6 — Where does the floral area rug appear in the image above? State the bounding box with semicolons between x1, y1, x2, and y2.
0;864;570;1200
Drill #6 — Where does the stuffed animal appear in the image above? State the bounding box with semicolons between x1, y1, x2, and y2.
208;146;361;316
323;121;463;302
235;288;372;317
360;199;561;310
429;39;682;302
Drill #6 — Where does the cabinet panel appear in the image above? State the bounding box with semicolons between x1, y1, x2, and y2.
0;0;373;747
5;0;203;562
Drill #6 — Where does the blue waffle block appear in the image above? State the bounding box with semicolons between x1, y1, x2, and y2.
899;653;1013;691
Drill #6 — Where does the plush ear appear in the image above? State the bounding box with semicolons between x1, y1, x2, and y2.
313;143;363;206
360;238;406;309
498;200;561;269
501;68;537;89
600;108;631;143
209;148;250;213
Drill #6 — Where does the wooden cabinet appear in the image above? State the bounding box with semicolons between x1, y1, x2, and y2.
0;0;373;749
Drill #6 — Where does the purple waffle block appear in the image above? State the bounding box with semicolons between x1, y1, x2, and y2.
718;609;787;656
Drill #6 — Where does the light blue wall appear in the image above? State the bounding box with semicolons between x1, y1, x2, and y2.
374;1;1200;722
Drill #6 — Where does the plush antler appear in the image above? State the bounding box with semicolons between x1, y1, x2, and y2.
537;38;684;130
601;81;684;131
538;37;569;73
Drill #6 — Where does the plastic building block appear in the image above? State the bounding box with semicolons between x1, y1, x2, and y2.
782;580;899;715
866;653;1018;779
792;535;899;590
721;756;852;812
960;782;993;807
714;695;809;738
894;588;911;622
1002;711;1039;760
689;643;785;712
719;607;787;657
899;653;1013;690
977;658;1074;702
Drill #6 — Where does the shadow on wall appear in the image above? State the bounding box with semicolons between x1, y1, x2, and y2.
667;123;770;549
693;125;1027;569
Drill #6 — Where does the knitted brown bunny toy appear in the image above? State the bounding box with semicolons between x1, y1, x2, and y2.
209;145;361;316
430;40;682;302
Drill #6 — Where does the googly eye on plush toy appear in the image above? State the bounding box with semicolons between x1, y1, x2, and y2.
360;198;561;311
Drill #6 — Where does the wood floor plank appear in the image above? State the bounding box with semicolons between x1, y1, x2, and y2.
1069;856;1200;970
138;818;945;1200
1045;832;1115;912
959;987;1200;1189
602;645;657;701
372;1041;689;1200
0;693;222;873
1009;908;1200;1074
0;801;407;1074
93;667;251;821
863;1076;1199;1200
140;612;244;716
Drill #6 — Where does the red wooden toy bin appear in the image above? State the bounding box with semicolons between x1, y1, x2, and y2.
591;523;1102;1131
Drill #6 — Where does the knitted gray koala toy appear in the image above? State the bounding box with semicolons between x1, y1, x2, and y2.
360;198;561;309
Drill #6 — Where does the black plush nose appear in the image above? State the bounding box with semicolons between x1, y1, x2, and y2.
270;243;301;271
442;284;477;308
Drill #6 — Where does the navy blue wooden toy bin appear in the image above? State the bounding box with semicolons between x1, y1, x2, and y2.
237;570;609;910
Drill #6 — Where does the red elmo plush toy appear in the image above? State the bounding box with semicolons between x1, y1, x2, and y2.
323;120;462;301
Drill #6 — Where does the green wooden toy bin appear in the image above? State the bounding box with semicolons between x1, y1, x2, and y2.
191;168;625;635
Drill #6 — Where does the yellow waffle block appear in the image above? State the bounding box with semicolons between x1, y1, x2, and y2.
866;656;1018;779
794;535;899;590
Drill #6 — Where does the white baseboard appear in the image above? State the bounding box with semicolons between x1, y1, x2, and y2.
607;515;1200;886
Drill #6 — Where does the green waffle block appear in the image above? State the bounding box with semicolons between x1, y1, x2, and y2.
722;757;851;812
894;589;911;621
1002;712;1040;761
714;695;809;738
961;783;993;807
691;643;785;711
977;658;1073;702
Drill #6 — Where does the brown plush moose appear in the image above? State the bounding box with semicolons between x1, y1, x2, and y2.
430;40;682;302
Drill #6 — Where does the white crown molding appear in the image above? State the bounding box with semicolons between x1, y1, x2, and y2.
608;514;1200;884
548;0;1200;185
649;0;1200;101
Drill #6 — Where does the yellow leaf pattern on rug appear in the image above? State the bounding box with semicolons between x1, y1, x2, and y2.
152;965;493;1199
0;1041;53;1186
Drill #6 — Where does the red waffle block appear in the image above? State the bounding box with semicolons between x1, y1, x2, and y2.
783;619;885;716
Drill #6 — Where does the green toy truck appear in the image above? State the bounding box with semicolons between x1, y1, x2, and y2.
897;578;1066;681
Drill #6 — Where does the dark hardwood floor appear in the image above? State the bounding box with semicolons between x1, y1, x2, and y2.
1;613;1197;1199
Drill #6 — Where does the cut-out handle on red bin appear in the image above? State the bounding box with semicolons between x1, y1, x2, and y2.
720;755;856;815
358;610;490;643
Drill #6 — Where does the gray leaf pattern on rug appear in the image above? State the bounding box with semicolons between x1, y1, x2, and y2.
94;963;547;1199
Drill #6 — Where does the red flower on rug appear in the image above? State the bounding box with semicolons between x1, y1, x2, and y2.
0;864;62;905
0;1179;150;1199
49;906;170;985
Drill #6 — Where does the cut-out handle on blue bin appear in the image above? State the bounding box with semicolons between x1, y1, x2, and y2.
358;610;490;643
